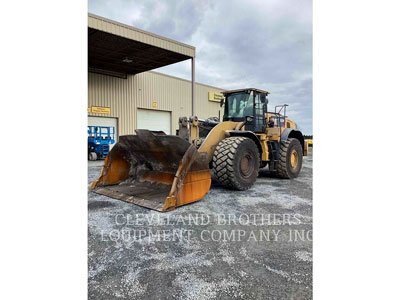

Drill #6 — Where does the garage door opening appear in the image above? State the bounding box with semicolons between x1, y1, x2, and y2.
137;109;171;135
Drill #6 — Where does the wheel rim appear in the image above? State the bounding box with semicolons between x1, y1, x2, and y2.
240;153;254;178
290;149;299;169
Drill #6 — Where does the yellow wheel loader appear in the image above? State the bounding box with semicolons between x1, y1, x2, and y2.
91;88;309;212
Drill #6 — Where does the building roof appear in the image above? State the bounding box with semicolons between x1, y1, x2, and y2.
88;14;195;78
147;71;225;91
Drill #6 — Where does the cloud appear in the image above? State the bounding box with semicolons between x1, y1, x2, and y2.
89;0;312;133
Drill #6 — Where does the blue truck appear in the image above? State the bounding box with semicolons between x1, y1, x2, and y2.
88;126;115;160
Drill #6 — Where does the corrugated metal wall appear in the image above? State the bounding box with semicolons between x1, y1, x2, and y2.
88;71;224;136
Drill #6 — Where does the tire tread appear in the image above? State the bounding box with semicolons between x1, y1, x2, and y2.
276;138;301;178
212;137;259;190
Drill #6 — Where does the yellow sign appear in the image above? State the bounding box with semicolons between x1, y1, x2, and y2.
152;102;158;108
88;107;91;113
91;106;111;114
208;92;224;103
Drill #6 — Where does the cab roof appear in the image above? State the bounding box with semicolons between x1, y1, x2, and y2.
222;88;270;95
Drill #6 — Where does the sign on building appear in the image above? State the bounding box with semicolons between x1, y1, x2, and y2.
208;92;224;103
91;106;111;114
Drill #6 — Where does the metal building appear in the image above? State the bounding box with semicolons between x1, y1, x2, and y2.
88;14;224;140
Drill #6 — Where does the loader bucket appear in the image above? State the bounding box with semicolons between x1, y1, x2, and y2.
90;130;211;212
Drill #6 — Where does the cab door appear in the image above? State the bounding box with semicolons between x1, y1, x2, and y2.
253;93;266;133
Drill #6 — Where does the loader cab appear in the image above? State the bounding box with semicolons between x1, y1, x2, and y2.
222;88;269;133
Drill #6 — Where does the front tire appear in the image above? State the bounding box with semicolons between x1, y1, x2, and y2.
276;138;303;178
89;152;97;161
212;137;260;190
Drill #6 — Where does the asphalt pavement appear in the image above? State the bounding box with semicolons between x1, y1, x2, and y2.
88;151;312;300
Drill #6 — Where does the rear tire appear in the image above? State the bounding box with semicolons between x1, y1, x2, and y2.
212;137;259;190
89;152;97;161
276;138;302;178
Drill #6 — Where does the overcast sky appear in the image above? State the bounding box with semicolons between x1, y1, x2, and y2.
89;0;312;133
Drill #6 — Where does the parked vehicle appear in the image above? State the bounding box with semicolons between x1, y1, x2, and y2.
88;126;115;161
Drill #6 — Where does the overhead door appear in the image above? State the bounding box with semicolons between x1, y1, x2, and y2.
137;109;171;134
88;116;118;149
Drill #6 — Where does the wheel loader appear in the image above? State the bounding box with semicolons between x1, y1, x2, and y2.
91;88;308;212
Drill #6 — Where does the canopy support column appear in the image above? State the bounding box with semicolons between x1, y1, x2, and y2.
191;58;195;115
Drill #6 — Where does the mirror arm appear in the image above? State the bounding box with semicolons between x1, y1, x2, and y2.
238;122;246;131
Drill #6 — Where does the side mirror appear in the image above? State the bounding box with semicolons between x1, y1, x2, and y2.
245;116;254;123
239;116;254;130
260;93;268;103
220;98;224;107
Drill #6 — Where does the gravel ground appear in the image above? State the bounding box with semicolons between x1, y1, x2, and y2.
88;151;312;300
